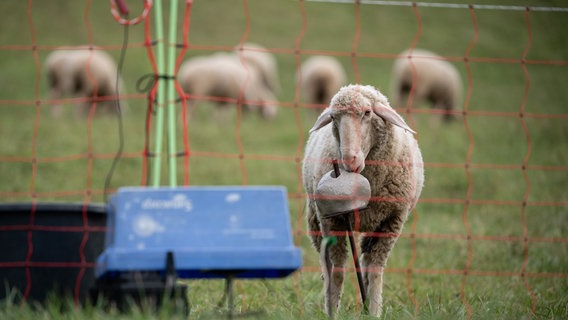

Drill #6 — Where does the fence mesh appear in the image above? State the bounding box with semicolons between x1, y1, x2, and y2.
0;0;567;318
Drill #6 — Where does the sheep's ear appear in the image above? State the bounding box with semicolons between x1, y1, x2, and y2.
309;107;332;133
373;104;416;134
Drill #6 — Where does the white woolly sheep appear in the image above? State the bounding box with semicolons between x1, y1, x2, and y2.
391;48;462;121
302;84;424;318
45;48;125;118
234;42;280;96
177;52;277;120
299;56;347;112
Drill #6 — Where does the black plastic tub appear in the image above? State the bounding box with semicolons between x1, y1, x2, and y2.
0;202;107;304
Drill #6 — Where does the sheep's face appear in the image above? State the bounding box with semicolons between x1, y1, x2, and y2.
330;105;374;173
309;84;416;173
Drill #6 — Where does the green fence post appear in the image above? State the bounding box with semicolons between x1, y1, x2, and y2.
166;0;179;187
151;0;166;187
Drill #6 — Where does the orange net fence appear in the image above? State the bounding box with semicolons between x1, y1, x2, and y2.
0;1;567;318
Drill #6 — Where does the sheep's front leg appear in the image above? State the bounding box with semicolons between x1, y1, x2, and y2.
320;234;348;318
360;214;407;317
308;203;349;317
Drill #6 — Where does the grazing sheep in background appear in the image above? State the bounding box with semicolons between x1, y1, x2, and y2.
45;48;125;118
299;56;347;112
177;52;277;120
391;48;462;122
298;56;347;110
234;42;280;96
302;84;424;318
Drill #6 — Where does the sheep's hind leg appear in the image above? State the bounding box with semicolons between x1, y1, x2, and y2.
359;257;384;317
360;215;406;317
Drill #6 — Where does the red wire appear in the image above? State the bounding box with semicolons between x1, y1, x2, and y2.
23;0;41;303
141;5;159;186
109;0;152;26
233;0;252;186
177;0;193;185
519;7;538;317
351;1;361;84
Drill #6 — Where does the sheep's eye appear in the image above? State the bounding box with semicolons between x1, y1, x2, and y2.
364;110;372;117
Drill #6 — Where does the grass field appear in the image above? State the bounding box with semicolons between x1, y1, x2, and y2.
1;0;567;319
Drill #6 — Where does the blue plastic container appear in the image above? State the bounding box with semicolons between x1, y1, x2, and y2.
96;186;302;280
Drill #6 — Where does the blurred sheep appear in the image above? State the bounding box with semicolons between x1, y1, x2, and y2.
45;48;125;118
234;42;280;96
177;52;277;120
390;48;462;122
299;56;347;112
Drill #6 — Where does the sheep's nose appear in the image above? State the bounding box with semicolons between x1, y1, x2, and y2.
341;153;364;173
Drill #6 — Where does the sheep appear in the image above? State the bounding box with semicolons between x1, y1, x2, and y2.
45;48;125;118
299;56;347;112
177;52;277;120
390;48;462;122
302;84;424;318
234;42;280;96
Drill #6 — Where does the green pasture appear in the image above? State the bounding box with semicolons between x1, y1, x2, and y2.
0;0;567;319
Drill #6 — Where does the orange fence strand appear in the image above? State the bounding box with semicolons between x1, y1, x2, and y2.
0;0;567;317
